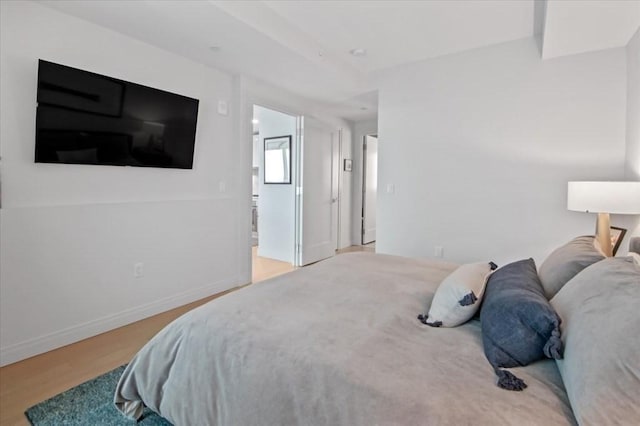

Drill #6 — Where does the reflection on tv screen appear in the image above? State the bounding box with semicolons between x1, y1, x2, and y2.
35;60;199;169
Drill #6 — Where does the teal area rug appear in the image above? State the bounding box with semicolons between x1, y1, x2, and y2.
25;365;172;425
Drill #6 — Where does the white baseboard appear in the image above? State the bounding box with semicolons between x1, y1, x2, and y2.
0;277;242;367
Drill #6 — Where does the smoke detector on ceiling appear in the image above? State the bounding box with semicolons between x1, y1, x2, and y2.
349;48;367;57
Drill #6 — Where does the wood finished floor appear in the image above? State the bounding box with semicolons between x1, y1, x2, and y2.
0;244;373;426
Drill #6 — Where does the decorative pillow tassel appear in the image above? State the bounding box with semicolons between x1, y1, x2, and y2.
417;314;442;327
495;368;527;391
543;325;563;360
458;291;478;306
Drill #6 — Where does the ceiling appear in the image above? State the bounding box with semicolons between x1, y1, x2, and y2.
542;1;640;60
261;0;535;73
38;0;639;121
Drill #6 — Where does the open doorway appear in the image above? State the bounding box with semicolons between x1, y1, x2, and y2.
251;105;297;281
361;134;378;246
250;105;342;279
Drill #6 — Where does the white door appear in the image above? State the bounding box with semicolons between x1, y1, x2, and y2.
296;118;339;266
362;135;378;244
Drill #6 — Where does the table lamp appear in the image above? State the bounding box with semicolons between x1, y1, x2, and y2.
567;181;640;256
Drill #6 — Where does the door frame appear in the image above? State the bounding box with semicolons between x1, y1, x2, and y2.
293;115;303;266
361;134;378;245
336;128;343;251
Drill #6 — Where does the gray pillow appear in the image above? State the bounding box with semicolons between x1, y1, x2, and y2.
538;236;605;299
551;257;640;425
630;236;640;255
480;258;563;391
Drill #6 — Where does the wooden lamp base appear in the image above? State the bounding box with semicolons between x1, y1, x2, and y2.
595;212;612;257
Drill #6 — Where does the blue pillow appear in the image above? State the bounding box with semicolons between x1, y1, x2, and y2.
480;258;563;391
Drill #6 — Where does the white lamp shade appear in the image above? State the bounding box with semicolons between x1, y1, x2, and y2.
567;181;640;214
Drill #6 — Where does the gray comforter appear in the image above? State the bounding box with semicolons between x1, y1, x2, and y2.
115;253;576;425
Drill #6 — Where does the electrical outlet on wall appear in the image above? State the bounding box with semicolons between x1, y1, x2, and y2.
434;246;444;258
134;262;144;278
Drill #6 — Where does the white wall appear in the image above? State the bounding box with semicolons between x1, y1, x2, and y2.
622;28;640;246
254;105;297;262
376;37;627;266
0;1;246;365
350;119;379;245
626;28;640;180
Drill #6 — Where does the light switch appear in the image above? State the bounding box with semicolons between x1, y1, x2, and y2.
386;183;395;194
217;100;228;116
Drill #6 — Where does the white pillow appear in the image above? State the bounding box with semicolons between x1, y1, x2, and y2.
424;261;497;327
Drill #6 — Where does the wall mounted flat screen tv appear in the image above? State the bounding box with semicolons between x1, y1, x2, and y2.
35;60;199;169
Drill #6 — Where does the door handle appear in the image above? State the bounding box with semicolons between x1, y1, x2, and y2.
331;197;338;203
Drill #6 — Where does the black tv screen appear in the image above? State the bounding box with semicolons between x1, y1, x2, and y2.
35;60;199;169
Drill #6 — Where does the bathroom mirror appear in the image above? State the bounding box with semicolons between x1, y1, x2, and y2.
264;135;291;184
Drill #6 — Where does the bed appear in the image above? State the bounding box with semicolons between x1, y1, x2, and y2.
114;252;589;425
